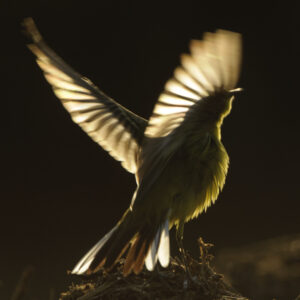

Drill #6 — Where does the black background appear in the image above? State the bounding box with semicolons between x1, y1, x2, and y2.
1;1;299;299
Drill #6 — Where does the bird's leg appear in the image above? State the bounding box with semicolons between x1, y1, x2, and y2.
175;223;193;281
176;223;186;268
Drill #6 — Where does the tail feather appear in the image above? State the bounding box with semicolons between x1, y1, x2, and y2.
157;219;170;267
90;210;138;271
72;209;171;276
145;226;161;271
123;224;157;275
71;225;118;274
145;219;170;270
133;240;148;274
124;237;148;275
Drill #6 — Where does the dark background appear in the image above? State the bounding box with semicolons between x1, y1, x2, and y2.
1;1;299;299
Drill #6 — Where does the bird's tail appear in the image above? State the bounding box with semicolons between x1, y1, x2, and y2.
71;209;170;276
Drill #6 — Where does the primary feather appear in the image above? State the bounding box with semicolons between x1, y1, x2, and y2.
24;18;242;276
24;18;146;174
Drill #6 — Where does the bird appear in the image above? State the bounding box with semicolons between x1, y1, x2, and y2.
23;18;242;276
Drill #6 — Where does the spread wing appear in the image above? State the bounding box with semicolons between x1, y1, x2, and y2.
24;18;147;173
145;30;242;138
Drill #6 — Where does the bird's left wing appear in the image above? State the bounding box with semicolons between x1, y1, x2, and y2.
145;30;242;139
23;18;147;173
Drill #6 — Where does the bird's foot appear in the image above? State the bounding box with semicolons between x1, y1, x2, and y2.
173;253;201;289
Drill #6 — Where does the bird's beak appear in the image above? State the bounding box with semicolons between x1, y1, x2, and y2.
229;87;243;95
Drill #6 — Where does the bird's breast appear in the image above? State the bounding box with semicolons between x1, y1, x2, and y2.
167;133;229;226
134;132;229;227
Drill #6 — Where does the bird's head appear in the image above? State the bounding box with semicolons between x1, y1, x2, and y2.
213;87;243;127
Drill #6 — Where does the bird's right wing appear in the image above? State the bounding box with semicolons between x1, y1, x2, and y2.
145;29;242;139
23;18;147;173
